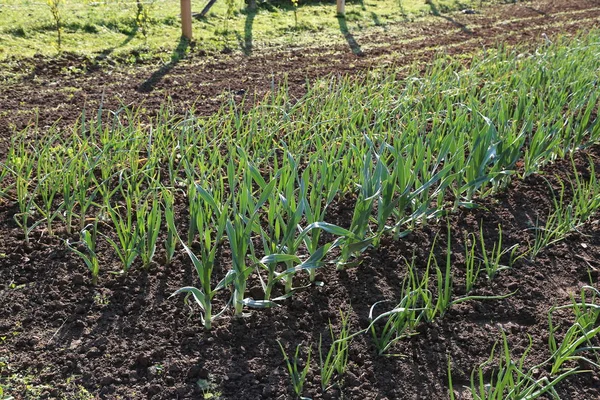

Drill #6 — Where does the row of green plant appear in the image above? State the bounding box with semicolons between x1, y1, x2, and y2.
279;219;518;393
277;163;600;395
279;286;600;400
276;285;600;399
369;223;520;355
1;32;599;324
276;250;600;399
529;158;600;261
448;285;600;400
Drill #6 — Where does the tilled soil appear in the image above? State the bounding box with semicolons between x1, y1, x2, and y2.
2;1;600;399
1;144;600;399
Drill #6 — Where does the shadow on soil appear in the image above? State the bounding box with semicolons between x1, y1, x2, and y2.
338;16;364;56
138;37;190;93
524;6;548;16
426;0;473;35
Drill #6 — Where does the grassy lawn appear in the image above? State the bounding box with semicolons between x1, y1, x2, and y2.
0;0;494;61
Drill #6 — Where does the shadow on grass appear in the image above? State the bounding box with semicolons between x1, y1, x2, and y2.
138;37;190;93
371;12;387;28
426;0;473;35
96;24;139;60
235;8;257;56
338;16;364;56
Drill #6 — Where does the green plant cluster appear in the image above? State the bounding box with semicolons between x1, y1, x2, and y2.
2;27;600;400
1;33;599;320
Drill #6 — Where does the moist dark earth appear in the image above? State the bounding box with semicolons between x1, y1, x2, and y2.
2;144;600;400
2;0;600;399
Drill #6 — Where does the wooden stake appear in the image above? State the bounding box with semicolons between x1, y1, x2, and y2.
337;0;345;16
181;0;193;39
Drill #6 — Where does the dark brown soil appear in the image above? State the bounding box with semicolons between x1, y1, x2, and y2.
2;1;600;399
1;145;600;399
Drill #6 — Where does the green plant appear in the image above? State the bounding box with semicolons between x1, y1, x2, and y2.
449;286;600;400
228;173;265;315
171;184;231;331
368;228;515;355
464;233;481;293
66;223;100;285
523;127;562;177
58;158;77;235
257;156;305;294
71;143;100;233
433;222;454;317
569;157;600;223
103;188;140;273
34;144;65;236
529;159;600;262
300;164;341;282
256;219;341;303
319;309;351;391
163;188;177;264
137;195;162;269
277;340;311;399
466;331;578;400
5;143;39;245
478;224;519;281
46;0;64;50
548;286;600;375
368;290;423;355
336;148;379;268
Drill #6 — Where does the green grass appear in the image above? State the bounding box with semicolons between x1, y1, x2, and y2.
0;0;494;61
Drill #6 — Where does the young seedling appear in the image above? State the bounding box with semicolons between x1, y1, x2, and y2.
137;196;162;269
7;146;39;245
548;286;600;375
319;309;351;391
172;183;231;331
226;154;282;314
336;147;380;268
369;289;424;356
103;180;141;273
301;163;342;282
277;341;311;399
66;222;100;285
478;224;519;281
468;330;578;400
162;188;177;265
464;233;481;293
35;146;65;236
528;181;572;261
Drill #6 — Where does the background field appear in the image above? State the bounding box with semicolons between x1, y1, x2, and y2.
0;0;493;59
